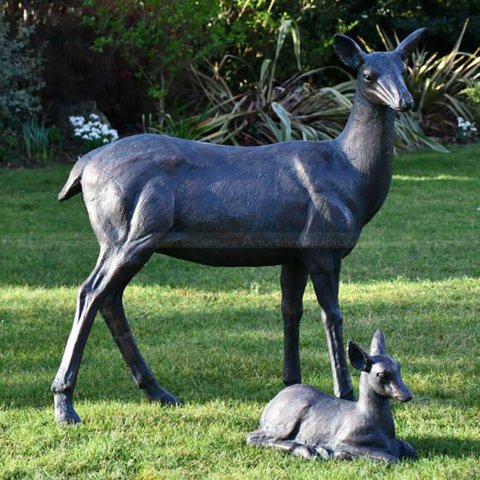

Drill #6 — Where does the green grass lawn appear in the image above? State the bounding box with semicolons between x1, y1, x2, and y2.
0;145;479;479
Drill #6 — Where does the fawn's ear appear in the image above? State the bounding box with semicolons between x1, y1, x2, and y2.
334;34;365;70
394;28;427;60
370;329;386;355
348;341;372;372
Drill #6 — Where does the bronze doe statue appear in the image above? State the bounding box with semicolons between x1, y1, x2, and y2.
247;330;417;463
52;28;426;423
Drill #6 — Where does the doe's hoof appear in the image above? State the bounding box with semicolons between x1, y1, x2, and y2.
283;378;301;387
340;389;355;401
143;381;182;406
54;392;81;424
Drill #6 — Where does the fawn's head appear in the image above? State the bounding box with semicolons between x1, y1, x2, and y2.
347;330;413;402
334;29;426;112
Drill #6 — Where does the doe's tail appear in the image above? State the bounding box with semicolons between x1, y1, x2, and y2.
58;155;89;202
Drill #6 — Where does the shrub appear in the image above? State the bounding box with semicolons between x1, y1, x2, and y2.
462;81;480;123
0;13;44;162
83;0;225;115
0;15;43;129
185;20;353;145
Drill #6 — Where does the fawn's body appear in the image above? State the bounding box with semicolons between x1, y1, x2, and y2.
248;331;417;463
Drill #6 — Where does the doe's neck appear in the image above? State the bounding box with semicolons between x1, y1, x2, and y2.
337;93;395;177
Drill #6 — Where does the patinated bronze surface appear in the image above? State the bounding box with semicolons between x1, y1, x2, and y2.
247;331;417;463
52;29;426;423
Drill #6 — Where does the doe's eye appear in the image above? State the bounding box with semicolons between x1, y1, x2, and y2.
363;73;373;83
376;372;386;381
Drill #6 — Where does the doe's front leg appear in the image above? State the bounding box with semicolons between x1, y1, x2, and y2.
310;269;353;400
280;264;308;386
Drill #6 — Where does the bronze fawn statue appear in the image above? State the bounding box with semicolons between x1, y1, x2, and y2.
52;28;426;423
247;330;417;463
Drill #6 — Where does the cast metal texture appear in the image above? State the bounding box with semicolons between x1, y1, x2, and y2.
52;29;426;423
247;331;417;464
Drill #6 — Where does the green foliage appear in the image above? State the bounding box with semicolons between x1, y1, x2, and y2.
0;13;44;162
21;120;52;163
0;129;19;163
0;14;43;129
462;81;480;123
83;0;225;110
3;1;480;131
188;20;353;145
81;0;357;119
463;82;480;104
142;112;212;140
394;113;449;153
0;145;479;477
20;121;65;163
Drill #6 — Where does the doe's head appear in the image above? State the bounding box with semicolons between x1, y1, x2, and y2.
347;330;413;402
334;28;427;112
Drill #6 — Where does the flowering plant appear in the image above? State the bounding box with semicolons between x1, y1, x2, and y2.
69;114;118;151
456;116;478;143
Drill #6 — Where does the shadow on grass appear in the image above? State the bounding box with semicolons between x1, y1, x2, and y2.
414;435;480;459
1;334;476;413
1;242;480;291
1;278;478;411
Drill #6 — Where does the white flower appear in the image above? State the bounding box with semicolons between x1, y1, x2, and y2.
70;113;118;144
69;116;85;127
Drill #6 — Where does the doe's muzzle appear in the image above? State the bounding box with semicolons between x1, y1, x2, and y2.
397;96;414;112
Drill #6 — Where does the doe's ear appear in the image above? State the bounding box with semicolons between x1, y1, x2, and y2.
334;34;365;70
394;28;427;60
348;341;372;372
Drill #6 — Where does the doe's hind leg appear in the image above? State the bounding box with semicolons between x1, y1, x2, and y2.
100;288;179;405
51;238;157;423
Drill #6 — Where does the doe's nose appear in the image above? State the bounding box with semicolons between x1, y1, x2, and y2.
398;92;414;111
398;97;414;111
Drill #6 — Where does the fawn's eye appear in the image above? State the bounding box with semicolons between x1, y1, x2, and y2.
363;73;373;83
376;372;386;381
